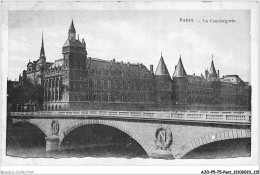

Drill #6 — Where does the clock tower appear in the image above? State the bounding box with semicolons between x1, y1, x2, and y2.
62;20;87;108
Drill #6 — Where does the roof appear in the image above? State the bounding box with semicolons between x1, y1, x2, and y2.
69;20;76;33
220;74;245;85
223;75;239;78
40;32;45;56
88;57;152;77
172;56;187;78
208;60;218;80
49;59;63;69
63;38;85;48
155;55;170;76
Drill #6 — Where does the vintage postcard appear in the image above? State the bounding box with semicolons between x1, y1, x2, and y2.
0;1;259;174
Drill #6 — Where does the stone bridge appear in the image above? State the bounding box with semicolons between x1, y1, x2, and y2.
9;110;251;159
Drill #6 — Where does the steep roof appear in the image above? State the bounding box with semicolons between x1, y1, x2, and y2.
69;20;76;33
208;60;218;80
172;56;187;78
40;32;45;57
155;54;170;76
63;38;85;48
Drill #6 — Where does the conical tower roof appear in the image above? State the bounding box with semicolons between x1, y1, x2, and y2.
155;53;170;77
172;55;187;78
69;20;76;33
208;56;218;80
40;31;45;57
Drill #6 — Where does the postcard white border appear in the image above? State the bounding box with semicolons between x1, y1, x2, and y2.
1;1;259;174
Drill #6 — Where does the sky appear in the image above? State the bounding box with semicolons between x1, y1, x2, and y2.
8;10;251;82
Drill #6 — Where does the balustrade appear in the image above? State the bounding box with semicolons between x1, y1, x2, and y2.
9;110;251;124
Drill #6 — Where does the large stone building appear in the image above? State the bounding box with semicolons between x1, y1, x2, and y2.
17;20;251;111
172;56;251;111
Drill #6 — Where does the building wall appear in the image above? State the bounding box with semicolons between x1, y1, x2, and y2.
172;76;251;111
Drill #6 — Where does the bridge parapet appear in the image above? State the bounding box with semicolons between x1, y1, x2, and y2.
9;110;251;125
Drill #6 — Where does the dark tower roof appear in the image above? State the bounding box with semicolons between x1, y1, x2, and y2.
69;20;76;33
68;20;76;40
155;52;170;76
172;55;187;78
208;55;218;80
40;31;45;57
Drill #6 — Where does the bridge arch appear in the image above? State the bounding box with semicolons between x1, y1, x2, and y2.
174;129;251;159
59;119;152;155
12;118;49;137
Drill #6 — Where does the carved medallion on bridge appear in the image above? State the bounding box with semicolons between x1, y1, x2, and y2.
51;120;59;136
154;125;173;151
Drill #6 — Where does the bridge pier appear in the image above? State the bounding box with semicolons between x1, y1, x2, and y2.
149;150;174;159
45;135;60;152
149;153;174;159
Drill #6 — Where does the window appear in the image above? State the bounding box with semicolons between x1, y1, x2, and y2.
140;82;143;91
101;92;104;101
128;93;131;101
93;92;98;101
123;81;125;90
136;82;139;91
86;91;90;100
79;83;82;90
94;79;98;88
101;79;104;88
86;79;90;87
115;93;119;101
121;93;124;101
108;80;111;89
107;92;111;101
115;80;119;89
128;81;131;90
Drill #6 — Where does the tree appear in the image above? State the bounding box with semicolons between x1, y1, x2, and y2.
7;81;44;111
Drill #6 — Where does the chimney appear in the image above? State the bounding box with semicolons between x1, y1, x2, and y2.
150;65;153;74
205;69;208;80
127;62;130;68
89;57;92;65
217;70;220;79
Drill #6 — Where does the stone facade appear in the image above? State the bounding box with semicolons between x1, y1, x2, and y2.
18;20;251;111
172;57;251;111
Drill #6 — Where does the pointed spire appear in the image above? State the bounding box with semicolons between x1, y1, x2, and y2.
155;53;170;77
208;57;218;81
40;31;45;57
68;20;76;40
172;55;187;78
69;19;76;33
